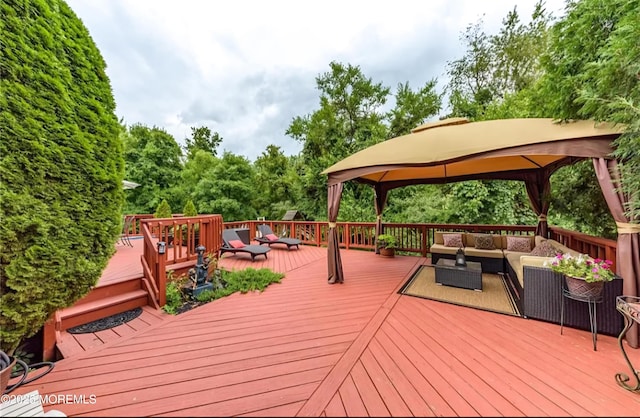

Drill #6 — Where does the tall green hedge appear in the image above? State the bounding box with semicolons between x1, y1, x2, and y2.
0;0;123;354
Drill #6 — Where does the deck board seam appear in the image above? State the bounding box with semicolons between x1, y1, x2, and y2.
296;257;423;416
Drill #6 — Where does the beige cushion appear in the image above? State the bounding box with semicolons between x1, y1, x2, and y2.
519;255;555;285
430;243;460;255
464;247;504;258
520;255;555;268
506;252;556;288
434;231;444;245
505;252;524;287
535;235;547;247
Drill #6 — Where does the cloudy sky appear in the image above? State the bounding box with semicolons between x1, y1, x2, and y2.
66;0;567;161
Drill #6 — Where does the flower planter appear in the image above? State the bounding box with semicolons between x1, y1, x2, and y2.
380;247;395;258
565;275;604;298
1;356;16;394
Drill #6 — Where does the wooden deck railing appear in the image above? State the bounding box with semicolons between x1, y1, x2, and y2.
141;215;223;306
225;221;535;251
136;217;617;306
225;220;616;270
549;226;618;272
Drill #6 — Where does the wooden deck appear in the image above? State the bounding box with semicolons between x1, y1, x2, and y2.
17;245;640;416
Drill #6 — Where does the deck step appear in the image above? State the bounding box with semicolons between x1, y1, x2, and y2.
57;290;149;331
73;275;143;306
55;306;168;359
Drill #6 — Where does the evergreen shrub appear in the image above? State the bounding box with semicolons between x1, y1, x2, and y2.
0;0;122;353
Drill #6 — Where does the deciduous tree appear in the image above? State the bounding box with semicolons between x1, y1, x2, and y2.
123;124;184;214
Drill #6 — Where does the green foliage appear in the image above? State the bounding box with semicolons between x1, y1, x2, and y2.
179;149;218;211
182;199;198;217
154;199;172;219
445;2;553;117
253;145;302;219
12;343;35;366
122;124;184;214
181;199;198;236
184;126;222;160
0;0;122;353
376;234;398;249
549;253;615;283
548;162;616;239
535;0;640;222
163;268;284;313
163;280;184;315
336;187;376;222
194;151;257;221
287;61;441;219
223;267;284;294
387;80;442;139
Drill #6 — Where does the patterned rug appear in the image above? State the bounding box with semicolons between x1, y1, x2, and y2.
401;265;521;316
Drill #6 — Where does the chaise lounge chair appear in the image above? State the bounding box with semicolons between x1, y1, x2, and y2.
220;229;270;261
256;224;301;250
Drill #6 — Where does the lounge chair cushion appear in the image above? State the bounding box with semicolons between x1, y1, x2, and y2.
229;239;245;248
265;233;278;241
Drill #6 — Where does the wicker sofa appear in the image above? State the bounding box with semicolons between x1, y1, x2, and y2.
504;236;623;335
430;231;624;336
430;231;535;274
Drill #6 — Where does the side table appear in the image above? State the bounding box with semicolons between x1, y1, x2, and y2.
615;295;640;393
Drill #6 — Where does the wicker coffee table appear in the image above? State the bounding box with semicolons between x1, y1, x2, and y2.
434;258;483;291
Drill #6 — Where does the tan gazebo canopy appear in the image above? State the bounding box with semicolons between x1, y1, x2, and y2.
324;118;619;186
322;117;639;347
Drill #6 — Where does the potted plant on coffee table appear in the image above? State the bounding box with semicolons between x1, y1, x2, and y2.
548;253;615;298
377;234;398;258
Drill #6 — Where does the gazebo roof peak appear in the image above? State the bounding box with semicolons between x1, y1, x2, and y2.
411;117;470;133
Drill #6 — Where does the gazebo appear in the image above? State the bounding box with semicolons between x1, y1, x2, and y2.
322;118;639;347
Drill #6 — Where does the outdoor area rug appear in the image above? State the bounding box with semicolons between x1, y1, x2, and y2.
400;265;521;316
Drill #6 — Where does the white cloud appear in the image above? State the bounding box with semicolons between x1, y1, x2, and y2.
66;0;567;160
